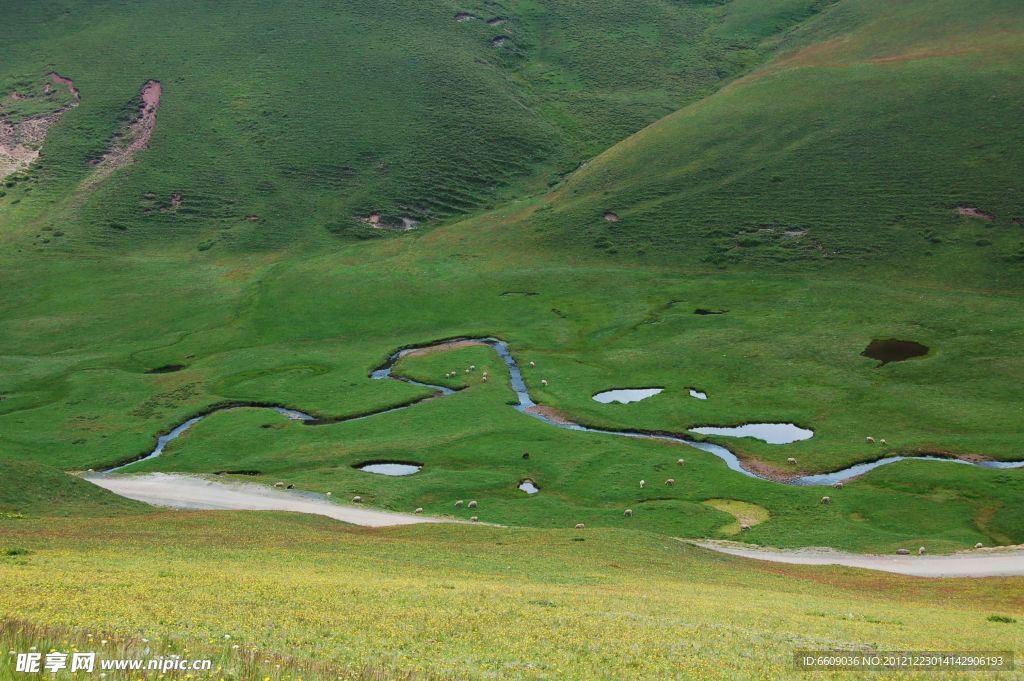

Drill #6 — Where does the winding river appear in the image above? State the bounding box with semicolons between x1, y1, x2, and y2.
94;337;1024;486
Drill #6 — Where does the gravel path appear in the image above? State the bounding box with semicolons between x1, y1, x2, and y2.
86;473;452;527
691;540;1024;577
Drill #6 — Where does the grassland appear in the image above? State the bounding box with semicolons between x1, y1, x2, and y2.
1;511;1022;680
1;0;1023;675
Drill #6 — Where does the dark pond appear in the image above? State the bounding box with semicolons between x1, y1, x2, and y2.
862;339;929;365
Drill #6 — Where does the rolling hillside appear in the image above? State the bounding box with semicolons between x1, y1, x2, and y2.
533;0;1024;275
0;0;829;252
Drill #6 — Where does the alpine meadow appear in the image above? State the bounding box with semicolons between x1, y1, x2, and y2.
1;1;1023;679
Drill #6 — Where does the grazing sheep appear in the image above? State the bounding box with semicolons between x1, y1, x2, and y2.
529;361;536;367
468;500;478;508
274;482;285;488
880;439;887;446
414;507;423;514
574;523;585;529
469;365;476;370
974;542;984;549
866;436;875;443
624;509;633;517
820;496;830;505
465;369;470;374
740;523;751;531
639;480;646;489
832;481;844;489
541;379;548;386
482;376;488;382
896;548;910;555
522;452;530;459
677;459;685;466
787;457;797;465
918;546;926;555
326;491;332;496
454;500;464;507
352;495;362;503
286;484;295;490
470;516;479;522
665;478;675;486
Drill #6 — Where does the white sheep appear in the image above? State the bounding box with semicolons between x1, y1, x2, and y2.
832;482;844;490
454;500;464;507
574;523;585;529
918;546;925;555
677;459;685;466
414;507;423;514
665;478;675;486
274;482;285;488
541;379;548;386
974;542;984;549
482;376;489;382
866;436;875;443
529;361;536;367
469;365;476;370
468;500;478;508
880;438;887;446
624;509;633;517
740;523;751;531
896;548;910;555
820;496;830;505
352;495;362;503
326;491;332;496
470;516;479;522
787;457;797;465
639;480;646;489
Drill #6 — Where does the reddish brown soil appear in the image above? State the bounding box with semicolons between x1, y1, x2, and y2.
402;339;489;358
80;80;162;190
48;72;80;100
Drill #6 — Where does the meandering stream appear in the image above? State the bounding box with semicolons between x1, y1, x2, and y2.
93;337;1024;486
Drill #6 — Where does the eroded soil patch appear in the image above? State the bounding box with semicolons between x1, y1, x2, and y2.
80;80;162;190
0;72;80;181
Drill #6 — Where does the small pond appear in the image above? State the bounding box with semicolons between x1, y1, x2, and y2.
357;462;422;476
862;339;929;365
518;480;539;494
689;423;813;445
592;388;663;404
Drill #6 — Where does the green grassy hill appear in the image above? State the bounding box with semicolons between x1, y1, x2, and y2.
0;0;829;253
534;0;1024;275
0;0;1022;554
2;1;1024;676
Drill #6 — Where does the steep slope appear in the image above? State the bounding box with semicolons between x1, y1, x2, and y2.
535;0;1024;273
0;0;827;253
